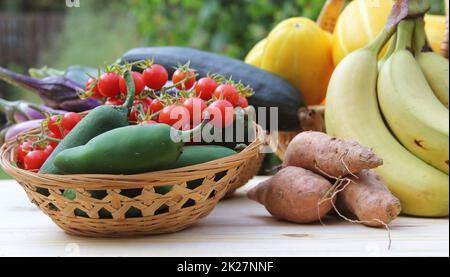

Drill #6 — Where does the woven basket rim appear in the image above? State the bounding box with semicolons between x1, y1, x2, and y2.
0;123;265;189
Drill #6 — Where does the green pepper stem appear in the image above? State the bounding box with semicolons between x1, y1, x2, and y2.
177;111;211;142
122;70;136;111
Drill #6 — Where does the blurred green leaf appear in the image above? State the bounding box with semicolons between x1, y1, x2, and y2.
131;0;328;59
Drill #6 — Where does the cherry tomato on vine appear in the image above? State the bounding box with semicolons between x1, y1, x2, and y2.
61;112;82;131
139;120;158;125
142;64;169;90
98;72;121;98
237;95;249;108
150;99;164;114
205;100;235;129
195;77;218;101
16;141;34;166
47;115;63;136
47;132;63;148
85;78;102;99
43;145;54;159
214;84;239;106
119;71;145;96
183;98;207;125
158;105;191;130
105;97;125;106
140;97;153;108
129;100;150;123
172;68;196;90
24;150;47;170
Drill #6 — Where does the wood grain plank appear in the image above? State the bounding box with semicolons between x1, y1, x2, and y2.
0;178;448;257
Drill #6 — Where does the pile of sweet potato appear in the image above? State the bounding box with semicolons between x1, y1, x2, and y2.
248;131;401;228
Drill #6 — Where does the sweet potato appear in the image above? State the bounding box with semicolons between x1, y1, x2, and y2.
283;131;383;178
247;166;335;224
336;170;401;228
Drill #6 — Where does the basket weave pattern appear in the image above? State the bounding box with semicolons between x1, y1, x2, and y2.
225;152;265;197
0;126;263;237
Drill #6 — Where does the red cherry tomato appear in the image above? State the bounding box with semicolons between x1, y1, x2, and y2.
43;145;54;158
16;141;34;166
195;77;218;101
47;132;63;148
214;84;239;106
24;150;47;170
47;115;63;136
142;64;169;90
85;78;102;99
98;73;121;98
129;100;150;123
140;97;153;108
105;97;125;106
139;120;158;125
150;99;164;114
158;105;191;130
205;100;235;129
172;68;196;90
119;71;145;96
183;98;207;125
61;112;82;131
237;95;249;108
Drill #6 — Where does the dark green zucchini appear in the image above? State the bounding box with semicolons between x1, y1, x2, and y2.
120;47;305;131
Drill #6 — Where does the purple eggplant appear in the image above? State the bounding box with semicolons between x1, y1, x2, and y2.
0;67;100;112
17;102;66;121
3;119;43;142
0;99;68;144
0;99;66;123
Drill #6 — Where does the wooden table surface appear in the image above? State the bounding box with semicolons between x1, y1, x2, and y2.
0;177;448;257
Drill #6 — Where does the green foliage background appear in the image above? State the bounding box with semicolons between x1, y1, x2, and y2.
31;0;450;67
131;0;327;59
40;0;142;68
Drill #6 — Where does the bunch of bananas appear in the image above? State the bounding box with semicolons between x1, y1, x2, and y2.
325;0;449;217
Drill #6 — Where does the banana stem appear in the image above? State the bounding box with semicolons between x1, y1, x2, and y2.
407;0;431;17
413;17;430;55
367;26;397;55
395;20;416;51
366;0;414;54
383;33;398;61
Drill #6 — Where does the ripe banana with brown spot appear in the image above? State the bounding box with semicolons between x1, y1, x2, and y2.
326;20;449;217
378;19;449;174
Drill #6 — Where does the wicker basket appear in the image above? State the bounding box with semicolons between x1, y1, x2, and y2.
0;125;264;237
270;105;325;161
225;152;265;197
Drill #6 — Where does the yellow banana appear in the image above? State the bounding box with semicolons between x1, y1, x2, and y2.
415;19;449;108
378;20;449;174
326;22;449;217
